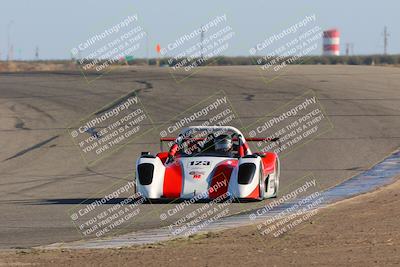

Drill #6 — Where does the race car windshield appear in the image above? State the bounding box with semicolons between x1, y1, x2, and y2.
177;131;240;158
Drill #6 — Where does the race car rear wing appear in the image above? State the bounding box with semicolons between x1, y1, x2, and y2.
159;137;279;151
159;137;279;142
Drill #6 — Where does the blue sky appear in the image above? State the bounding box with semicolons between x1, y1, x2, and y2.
0;0;399;60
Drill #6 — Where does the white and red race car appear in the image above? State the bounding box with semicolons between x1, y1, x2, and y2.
135;126;280;201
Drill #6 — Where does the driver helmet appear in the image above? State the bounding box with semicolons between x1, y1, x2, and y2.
215;134;233;152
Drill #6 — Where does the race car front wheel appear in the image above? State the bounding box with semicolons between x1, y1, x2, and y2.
264;158;280;199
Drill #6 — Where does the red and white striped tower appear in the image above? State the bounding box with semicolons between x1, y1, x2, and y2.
323;29;340;56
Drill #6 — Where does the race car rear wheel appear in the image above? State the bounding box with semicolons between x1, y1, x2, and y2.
258;168;266;200
275;158;280;197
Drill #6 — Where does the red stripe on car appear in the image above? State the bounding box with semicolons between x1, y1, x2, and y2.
260;152;277;176
245;184;260;199
163;161;183;198
209;160;238;199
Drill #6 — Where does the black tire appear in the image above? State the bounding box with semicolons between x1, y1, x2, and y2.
258;168;265;200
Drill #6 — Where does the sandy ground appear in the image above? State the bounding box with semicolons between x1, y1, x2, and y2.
1;177;399;266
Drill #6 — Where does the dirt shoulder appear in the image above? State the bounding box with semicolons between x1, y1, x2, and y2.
1;179;400;267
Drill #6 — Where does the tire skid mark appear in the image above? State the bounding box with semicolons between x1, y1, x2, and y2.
94;80;152;115
3;135;59;162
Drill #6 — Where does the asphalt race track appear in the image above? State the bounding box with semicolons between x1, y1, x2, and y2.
0;65;399;248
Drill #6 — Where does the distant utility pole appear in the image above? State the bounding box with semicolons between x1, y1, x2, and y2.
200;26;204;59
9;45;14;61
35;46;39;60
6;21;14;61
146;33;149;66
345;43;354;56
383;26;390;55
